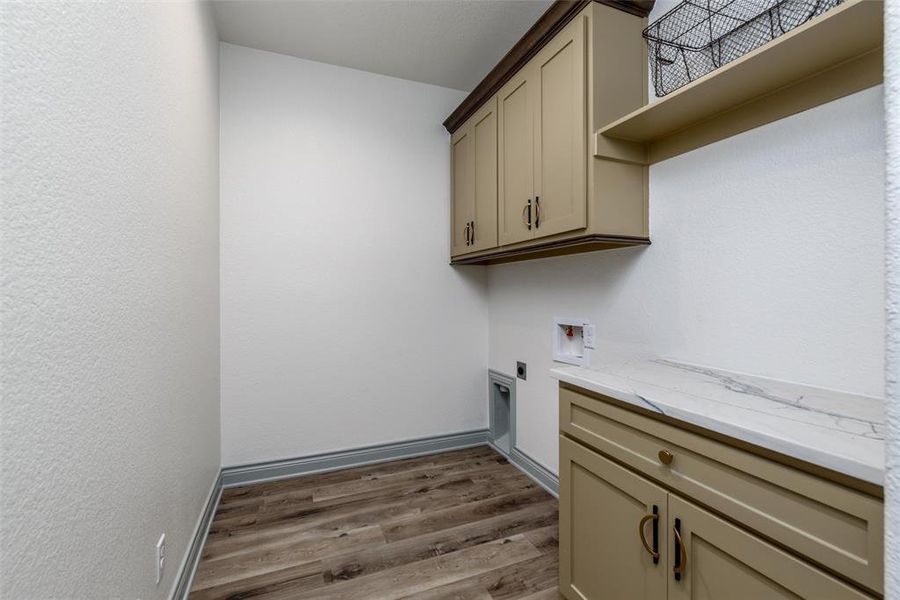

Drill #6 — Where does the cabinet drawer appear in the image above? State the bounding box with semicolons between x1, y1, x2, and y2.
560;385;884;594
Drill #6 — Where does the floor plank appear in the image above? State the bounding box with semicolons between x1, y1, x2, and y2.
407;553;558;600
291;535;542;600
203;471;535;559
189;446;558;599
189;561;326;600
322;500;558;583
192;524;384;591
219;446;497;505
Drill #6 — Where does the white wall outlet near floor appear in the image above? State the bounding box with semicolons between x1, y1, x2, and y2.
155;533;166;585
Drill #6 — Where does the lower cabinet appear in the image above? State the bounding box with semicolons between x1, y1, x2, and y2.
667;495;870;600
560;436;667;600
559;435;874;600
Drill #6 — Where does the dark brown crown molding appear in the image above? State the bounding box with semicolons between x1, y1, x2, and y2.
443;0;654;134
450;234;650;265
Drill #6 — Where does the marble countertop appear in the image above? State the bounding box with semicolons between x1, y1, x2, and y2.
550;354;884;485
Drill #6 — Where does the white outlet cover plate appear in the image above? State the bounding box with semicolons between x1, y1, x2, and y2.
583;324;596;349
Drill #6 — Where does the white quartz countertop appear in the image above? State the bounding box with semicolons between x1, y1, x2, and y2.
551;355;884;486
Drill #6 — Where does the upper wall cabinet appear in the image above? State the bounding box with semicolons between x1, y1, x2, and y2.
497;66;533;247
445;1;652;265
451;98;498;257
499;15;587;246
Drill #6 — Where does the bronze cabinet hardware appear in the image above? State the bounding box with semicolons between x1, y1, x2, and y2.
534;196;541;228
658;449;674;465
638;505;660;563
470;220;475;244
673;518;687;580
464;222;471;246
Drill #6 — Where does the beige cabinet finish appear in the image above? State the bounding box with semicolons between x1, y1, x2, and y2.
497;69;534;246
448;3;649;265
469;99;498;252
451;98;498;257
560;436;667;600
559;384;883;600
450;122;473;256
498;14;587;246
596;0;883;165
532;13;587;240
667;495;870;600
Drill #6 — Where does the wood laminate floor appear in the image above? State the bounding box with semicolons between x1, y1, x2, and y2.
189;446;560;600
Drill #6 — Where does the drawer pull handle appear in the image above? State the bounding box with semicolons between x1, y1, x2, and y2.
658;449;674;465
638;506;660;563
673;519;688;580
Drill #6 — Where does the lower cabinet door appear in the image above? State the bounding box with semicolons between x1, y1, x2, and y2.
666;495;873;600
559;436;668;600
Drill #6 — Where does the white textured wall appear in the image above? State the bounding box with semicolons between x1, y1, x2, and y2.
1;3;220;599
884;0;899;595
488;86;885;473
220;44;487;467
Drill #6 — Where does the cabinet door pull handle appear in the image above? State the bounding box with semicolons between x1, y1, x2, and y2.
464;222;471;246
638;505;660;563
522;199;532;230
470;220;475;245
673;518;687;580
534;196;541;228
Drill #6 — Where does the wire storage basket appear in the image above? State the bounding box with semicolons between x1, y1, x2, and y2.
644;0;844;97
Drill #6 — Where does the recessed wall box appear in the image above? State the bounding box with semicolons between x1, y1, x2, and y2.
488;370;516;455
554;318;592;367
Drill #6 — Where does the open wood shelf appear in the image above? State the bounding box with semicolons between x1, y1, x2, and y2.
594;0;883;165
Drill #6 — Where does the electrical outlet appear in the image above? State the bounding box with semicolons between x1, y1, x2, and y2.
583;323;596;349
156;534;166;585
516;361;527;380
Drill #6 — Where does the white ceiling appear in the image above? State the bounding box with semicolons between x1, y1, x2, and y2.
211;0;554;92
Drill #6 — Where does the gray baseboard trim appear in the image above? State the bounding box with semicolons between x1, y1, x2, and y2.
171;471;223;600
221;429;491;488
496;445;559;498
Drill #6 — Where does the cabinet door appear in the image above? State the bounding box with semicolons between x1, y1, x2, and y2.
532;13;587;240
560;436;668;600
497;66;535;246
450;124;474;257
667;495;872;600
469;97;498;252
